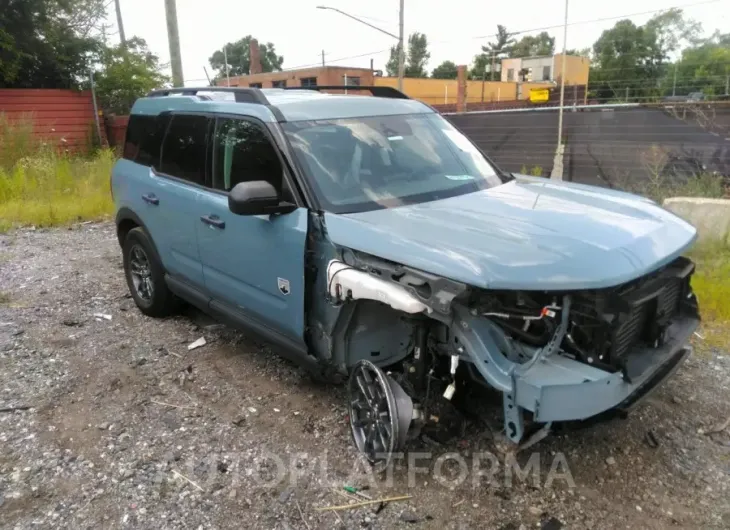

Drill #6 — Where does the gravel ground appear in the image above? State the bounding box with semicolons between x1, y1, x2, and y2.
1;222;729;530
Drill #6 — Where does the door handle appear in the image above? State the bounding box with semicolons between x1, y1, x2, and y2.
141;193;159;205
200;215;225;229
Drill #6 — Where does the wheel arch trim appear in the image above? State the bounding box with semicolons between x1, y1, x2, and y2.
115;208;163;267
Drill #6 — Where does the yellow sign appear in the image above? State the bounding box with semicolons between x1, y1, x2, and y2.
529;88;550;103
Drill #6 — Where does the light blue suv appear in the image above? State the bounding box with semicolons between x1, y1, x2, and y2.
113;86;700;464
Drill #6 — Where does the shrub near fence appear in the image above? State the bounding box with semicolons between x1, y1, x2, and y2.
105;115;129;154
0;114;113;232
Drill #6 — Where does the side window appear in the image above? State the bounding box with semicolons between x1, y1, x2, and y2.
122;115;146;161
159;114;209;185
123;114;169;167
212;118;283;193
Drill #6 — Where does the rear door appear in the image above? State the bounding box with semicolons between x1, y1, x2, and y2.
114;113;170;259
152;113;212;288
195;116;308;345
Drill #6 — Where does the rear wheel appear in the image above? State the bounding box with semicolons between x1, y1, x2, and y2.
122;227;177;317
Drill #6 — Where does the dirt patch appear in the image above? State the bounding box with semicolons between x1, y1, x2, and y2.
0;222;729;529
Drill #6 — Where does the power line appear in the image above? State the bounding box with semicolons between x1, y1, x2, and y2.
467;0;726;42
199;0;728;79
300;0;726;72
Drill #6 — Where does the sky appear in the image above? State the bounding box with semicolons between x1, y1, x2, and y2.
111;0;729;85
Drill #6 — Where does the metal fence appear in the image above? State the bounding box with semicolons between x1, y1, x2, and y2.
446;102;730;188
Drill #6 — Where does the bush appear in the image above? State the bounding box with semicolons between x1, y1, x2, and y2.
690;242;730;323
0;115;114;232
0;113;38;171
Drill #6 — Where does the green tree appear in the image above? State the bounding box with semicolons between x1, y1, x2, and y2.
565;47;591;57
471;25;515;79
405;32;430;78
0;0;105;88
385;43;402;77
431;60;459;79
645;8;702;58
669;32;730;96
590;9;701;102
509;32;555;58
208;36;284;77
385;33;430;78
93;37;169;115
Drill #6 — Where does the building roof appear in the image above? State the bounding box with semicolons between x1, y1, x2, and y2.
131;88;433;122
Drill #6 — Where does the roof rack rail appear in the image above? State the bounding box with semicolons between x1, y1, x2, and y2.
147;87;270;104
284;85;409;100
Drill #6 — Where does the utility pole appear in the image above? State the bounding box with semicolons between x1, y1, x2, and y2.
551;0;569;181
223;46;230;87
164;0;184;87
397;0;405;92
322;50;325;67
672;62;678;97
114;0;126;46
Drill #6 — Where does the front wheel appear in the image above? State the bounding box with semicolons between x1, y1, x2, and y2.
122;227;178;317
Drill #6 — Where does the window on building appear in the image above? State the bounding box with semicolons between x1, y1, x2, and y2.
124;114;171;167
159;114;209;186
211;118;283;194
542;66;551;81
300;77;317;87
507;68;514;81
344;76;361;86
249;83;263;88
272;79;287;88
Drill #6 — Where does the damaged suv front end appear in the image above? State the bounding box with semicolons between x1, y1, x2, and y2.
284;109;699;462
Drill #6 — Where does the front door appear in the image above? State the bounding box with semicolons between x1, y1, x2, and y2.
195;116;308;346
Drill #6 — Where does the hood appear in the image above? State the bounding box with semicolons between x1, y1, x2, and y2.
323;176;697;291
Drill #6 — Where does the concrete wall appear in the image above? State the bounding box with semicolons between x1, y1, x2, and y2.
501;58;522;82
375;77;523;104
500;55;589;85
521;56;554;82
553;54;590;86
663;198;730;243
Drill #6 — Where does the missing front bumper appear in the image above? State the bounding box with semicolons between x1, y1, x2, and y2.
514;315;698;423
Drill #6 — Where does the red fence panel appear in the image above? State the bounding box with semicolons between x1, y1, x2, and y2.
0;89;106;153
105;115;129;154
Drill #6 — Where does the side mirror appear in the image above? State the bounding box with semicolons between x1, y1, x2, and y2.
228;181;296;216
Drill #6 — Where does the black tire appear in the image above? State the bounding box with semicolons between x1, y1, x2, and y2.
122;227;178;317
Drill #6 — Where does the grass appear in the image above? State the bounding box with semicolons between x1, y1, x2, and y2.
688;241;730;351
0;114;114;232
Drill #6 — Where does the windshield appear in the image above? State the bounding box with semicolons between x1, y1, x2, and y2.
282;113;504;213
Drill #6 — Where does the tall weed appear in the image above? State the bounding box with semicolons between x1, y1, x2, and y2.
0;114;114;232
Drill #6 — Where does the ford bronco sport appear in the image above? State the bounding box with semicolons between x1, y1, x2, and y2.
113;85;700;464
